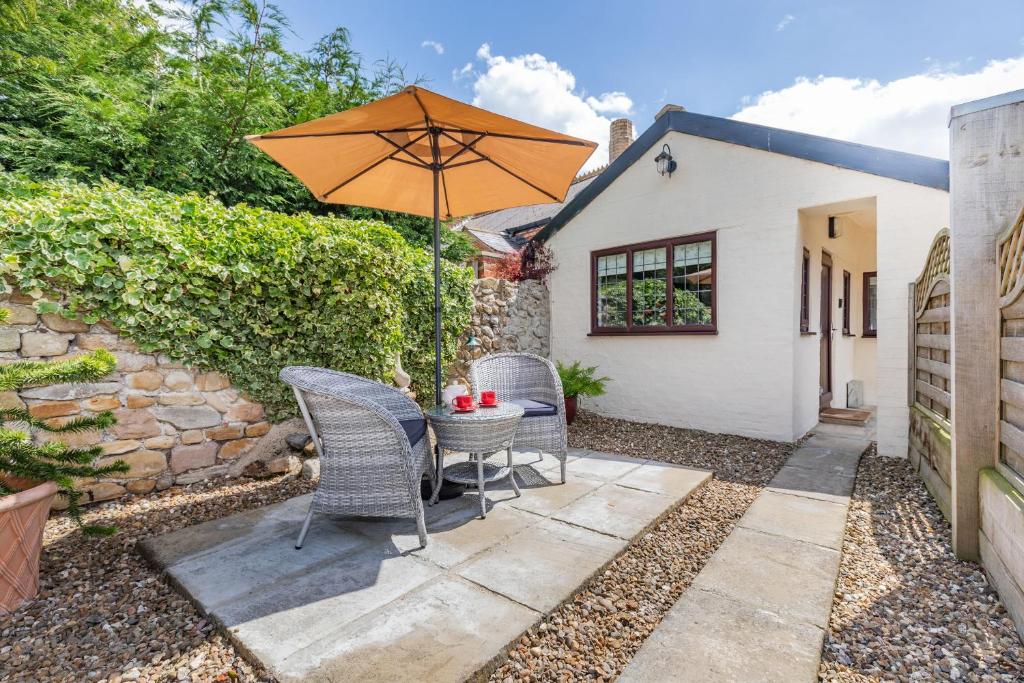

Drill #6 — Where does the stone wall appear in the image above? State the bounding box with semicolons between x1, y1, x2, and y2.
453;278;551;382
0;293;285;505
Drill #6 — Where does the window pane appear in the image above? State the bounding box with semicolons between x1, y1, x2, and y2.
596;253;627;327
673;240;713;325
867;274;878;332
631;248;668;326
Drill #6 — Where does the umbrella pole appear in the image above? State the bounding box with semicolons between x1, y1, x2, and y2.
432;166;442;406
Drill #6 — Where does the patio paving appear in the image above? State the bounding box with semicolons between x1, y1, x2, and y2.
140;448;711;682
619;431;869;683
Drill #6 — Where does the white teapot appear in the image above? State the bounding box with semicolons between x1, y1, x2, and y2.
442;379;468;407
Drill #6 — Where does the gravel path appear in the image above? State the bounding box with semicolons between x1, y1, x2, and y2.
488;412;794;682
1;475;315;683
820;447;1024;682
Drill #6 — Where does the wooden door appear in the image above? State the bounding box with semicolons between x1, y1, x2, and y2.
819;251;833;409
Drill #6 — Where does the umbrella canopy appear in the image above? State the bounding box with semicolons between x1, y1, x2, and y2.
247;86;597;402
247;86;597;220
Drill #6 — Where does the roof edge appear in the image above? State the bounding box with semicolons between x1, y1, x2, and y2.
949;88;1024;122
536;111;950;244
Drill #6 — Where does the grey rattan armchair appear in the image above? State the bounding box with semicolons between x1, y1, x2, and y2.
468;352;568;483
279;366;435;549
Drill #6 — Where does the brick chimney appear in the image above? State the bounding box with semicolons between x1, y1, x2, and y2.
608;118;634;163
655;103;685;120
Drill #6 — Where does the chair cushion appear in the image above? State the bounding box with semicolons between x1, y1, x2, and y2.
399;418;427;445
509;398;557;417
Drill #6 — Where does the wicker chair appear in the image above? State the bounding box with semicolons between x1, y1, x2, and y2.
279;366;435;549
468;352;568;483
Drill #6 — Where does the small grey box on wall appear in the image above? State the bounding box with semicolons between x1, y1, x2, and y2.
847;380;864;409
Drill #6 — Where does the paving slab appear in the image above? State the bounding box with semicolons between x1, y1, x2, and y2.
767;464;857;503
692;527;840;627
555;450;644;481
619;428;867;682
617;461;713;497
618;588;824;683
552;483;685;540
142;449;712;682
738;489;849;550
456;517;627;611
279;576;538;683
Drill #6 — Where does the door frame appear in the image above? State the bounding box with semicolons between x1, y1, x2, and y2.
819;250;833;410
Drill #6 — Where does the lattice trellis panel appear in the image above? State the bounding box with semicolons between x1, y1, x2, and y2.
997;204;1024;307
911;228;951;423
998;203;1024;481
914;228;951;316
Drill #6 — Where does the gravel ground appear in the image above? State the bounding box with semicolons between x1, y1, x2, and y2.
1;475;316;683
820;447;1024;682
488;411;795;682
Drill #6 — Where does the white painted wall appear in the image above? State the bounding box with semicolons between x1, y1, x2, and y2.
546;129;949;451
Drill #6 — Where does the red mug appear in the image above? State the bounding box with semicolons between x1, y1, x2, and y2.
454;394;474;409
480;390;496;405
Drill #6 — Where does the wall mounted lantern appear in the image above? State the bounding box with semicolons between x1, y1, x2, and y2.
654;144;677;177
465;335;482;350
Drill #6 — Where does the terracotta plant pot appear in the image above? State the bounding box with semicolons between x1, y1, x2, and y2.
0;480;58;615
564;395;578;425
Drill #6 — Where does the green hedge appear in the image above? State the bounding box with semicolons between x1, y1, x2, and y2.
0;174;474;419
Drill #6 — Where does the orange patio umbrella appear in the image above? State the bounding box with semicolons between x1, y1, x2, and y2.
247;86;596;402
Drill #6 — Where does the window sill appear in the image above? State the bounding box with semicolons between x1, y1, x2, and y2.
842;332;856;337
589;328;718;337
800;330;817;336
862;332;877;338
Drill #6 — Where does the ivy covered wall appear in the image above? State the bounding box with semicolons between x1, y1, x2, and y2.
0;174;474;419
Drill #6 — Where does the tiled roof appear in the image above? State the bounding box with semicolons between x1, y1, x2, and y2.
454;173;600;236
468;229;519;254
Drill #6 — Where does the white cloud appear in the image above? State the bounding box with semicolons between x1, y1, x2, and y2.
731;56;1024;159
452;61;475;81
467;43;633;169
421;40;444;55
776;14;795;32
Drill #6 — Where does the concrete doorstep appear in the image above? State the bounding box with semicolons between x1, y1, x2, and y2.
618;432;869;683
140;448;712;683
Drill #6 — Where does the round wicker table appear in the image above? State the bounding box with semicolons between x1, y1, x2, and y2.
425;402;524;518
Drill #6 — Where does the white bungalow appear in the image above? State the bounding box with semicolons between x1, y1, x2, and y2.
525;108;949;457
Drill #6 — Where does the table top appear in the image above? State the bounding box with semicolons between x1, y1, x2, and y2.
425;402;524;423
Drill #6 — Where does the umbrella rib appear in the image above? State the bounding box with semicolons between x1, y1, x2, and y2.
474;152;561;203
374;131;432;168
252;127;429;140
320;131;434;199
443;158;486;170
438;131;487;166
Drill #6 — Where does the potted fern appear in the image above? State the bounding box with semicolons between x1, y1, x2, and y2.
556;361;610;425
0;308;128;614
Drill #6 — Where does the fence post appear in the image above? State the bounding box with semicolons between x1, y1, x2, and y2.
949;93;1024;561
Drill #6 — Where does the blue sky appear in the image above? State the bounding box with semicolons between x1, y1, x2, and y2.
271;0;1024;166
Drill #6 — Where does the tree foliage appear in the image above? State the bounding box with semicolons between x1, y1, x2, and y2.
0;0;474;260
0;173;475;417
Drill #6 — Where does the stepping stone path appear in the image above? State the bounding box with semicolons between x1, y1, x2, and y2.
619;431;869;683
141;448;711;682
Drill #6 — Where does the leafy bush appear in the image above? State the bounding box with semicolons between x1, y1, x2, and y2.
556;361;610;399
0;174;474;418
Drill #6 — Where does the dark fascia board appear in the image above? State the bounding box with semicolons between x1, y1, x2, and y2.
505;218;551;236
535;110;950;244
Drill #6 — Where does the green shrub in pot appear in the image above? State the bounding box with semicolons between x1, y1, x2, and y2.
555;361;609;425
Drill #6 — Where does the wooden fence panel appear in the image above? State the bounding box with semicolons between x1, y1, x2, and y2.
997;206;1024;483
911;229;952;422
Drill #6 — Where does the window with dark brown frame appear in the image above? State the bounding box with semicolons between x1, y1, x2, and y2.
800;248;810;333
591;231;716;334
842;270;852;335
863;271;878;337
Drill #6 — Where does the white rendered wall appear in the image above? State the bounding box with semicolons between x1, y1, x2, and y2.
546;130;948;447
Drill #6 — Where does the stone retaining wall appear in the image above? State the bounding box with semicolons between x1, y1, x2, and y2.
1;293;280;505
454;278;551;382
